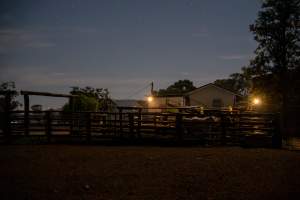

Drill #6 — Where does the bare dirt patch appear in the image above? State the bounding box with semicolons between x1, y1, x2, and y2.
0;145;299;200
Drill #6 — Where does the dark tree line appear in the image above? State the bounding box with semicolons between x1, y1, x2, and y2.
63;86;116;112
155;80;196;96
215;0;300;111
214;67;252;96
250;0;300;108
0;82;21;112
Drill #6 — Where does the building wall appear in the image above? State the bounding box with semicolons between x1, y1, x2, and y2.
187;85;236;109
148;96;184;112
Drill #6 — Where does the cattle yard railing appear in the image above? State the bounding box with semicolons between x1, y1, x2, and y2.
0;110;281;147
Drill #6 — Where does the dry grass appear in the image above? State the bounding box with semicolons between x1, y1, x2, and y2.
0;145;299;200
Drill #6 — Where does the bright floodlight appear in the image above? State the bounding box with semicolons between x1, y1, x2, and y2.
252;97;261;105
147;96;153;102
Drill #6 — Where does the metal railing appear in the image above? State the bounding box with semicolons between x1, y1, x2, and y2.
0;110;281;146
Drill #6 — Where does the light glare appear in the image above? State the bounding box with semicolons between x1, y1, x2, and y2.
252;98;261;105
147;96;153;102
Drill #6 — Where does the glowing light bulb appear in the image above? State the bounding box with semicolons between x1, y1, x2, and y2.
252;98;261;105
147;96;153;102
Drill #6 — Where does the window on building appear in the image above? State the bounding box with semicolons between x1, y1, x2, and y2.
212;98;223;108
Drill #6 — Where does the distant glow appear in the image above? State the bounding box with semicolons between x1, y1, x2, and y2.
200;106;204;114
147;96;153;102
252;97;261;105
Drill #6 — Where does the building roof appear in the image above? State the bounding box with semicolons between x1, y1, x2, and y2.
152;83;243;98
154;94;184;98
20;90;77;98
113;99;146;107
186;83;243;97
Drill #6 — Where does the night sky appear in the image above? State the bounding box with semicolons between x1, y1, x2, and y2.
0;0;260;109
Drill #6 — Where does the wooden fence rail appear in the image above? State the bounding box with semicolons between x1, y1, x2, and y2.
0;110;281;147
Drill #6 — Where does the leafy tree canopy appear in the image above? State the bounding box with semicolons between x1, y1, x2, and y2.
214;67;252;96
0;81;21;111
155;80;196;96
63;86;115;112
249;0;300;107
216;0;300;109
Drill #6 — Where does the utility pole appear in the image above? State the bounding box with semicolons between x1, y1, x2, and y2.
150;82;154;95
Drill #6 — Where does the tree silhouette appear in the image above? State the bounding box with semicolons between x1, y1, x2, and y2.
249;0;300;108
0;82;21;111
63;86;115;112
156;80;196;96
214;67;252;96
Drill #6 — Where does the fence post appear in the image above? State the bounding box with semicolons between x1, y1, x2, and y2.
129;113;134;137
176;113;183;141
114;113;117;136
154;114;157;129
137;108;142;138
102;114;107;135
69;96;74;111
24;94;29;136
4;94;11;142
119;108;123;137
69;112;74;135
86;112;91;142
3;111;11;142
221;114;226;145
45;111;52;142
272;113;282;148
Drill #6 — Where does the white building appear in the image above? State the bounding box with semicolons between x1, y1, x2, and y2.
185;83;242;109
148;83;242;110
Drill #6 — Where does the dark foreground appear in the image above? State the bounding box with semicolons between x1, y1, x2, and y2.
0;145;299;200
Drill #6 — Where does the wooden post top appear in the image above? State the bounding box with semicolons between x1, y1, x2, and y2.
0;91;16;95
20;91;77;98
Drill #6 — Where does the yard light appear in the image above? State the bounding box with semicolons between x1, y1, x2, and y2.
147;96;153;102
200;106;204;114
252;97;261;106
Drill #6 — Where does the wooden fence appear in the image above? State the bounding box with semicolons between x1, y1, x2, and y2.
0;110;281;147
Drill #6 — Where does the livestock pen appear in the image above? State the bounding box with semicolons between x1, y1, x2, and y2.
0;107;281;147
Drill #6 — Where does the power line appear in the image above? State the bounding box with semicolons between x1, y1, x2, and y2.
125;83;152;99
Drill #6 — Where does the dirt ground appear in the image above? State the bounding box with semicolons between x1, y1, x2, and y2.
0;145;299;200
